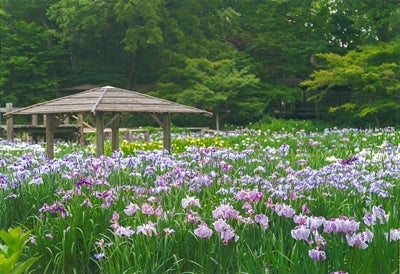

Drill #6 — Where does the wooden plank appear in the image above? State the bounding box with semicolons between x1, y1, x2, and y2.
14;106;93;114
83;127;149;134
0;107;21;113
72;115;95;130
33;103;96;108
7;125;79;130
96;105;208;113
98;98;172;104
71;91;105;97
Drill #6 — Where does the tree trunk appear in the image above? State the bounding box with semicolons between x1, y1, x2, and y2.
126;50;140;89
374;114;380;128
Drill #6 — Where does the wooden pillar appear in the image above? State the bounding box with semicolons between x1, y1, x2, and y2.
46;114;55;159
111;114;120;152
32;114;38;126
144;130;150;142
78;114;85;146
95;111;104;156
6;103;13;140
162;113;171;152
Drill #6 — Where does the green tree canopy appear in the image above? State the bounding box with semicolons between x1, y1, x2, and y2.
2;0;400;127
301;41;400;127
47;0;130;87
176;58;264;129
0;0;63;106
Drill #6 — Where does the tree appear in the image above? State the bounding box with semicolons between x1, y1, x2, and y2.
177;58;263;129
114;0;164;88
321;0;400;47
155;0;241;100
228;0;335;83
0;0;63;106
47;0;129;87
301;41;400;127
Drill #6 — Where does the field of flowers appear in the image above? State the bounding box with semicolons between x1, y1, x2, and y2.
0;124;399;273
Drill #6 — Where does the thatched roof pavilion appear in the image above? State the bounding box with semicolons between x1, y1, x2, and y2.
5;86;212;158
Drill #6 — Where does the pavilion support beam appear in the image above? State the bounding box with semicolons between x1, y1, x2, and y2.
46;114;55;159
32;114;38;126
111;113;120;152
162;113;171;152
150;113;171;152
6;103;14;141
78;114;85;146
95;111;104;157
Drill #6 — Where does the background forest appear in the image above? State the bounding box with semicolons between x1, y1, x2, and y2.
1;0;400;128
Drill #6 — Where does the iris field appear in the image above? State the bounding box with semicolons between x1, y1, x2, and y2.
1;122;399;273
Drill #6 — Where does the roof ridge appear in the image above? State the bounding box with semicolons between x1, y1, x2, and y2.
91;87;108;113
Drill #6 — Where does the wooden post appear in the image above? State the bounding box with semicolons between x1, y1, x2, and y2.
144;130;150;142
111;113;120;152
46;114;55;159
149;113;171;152
32;114;38;126
6;103;14;140
78;114;85;146
95;111;104;156
162;113;171;152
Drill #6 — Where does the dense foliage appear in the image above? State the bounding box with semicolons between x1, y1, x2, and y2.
301;41;400;127
1;0;399;127
0;125;399;273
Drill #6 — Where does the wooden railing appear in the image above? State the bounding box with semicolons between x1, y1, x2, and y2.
1;103;150;144
1;103;85;144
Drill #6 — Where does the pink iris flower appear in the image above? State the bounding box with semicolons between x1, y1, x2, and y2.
194;222;213;239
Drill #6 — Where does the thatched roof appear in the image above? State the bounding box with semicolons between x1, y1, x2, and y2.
6;86;212;116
